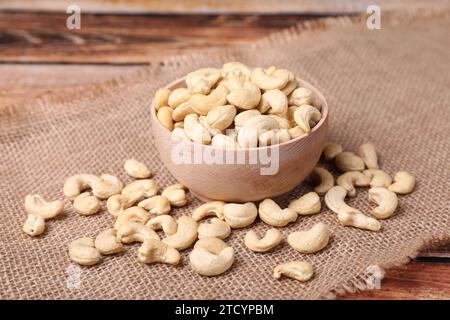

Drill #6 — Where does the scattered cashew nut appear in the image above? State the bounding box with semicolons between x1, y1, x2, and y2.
138;195;171;215
273;261;314;282
189;238;234;276
244;228;282;252
192;201;225;221
94;228;123;255
335;151;365;172
363;169;392;188
146;215;178;236
198;218;231;239
121;179;159;201
68;237;102;266
323;142;343;161
161;184;188;207
63;174;100;199
92;174;123;199
358;143;379;169
287;223;330;253
336;171;371;197
73;192;101;215
388;171;416;194
22;214;45;237
113;206;151;230
24;194;64;220
368;187;398;219
223;202;258;228
310;167;334;195
117;221;160;243
288;191;321;215
162;216;198;250
124;159;151;179
258;199;297;227
138;239;180;265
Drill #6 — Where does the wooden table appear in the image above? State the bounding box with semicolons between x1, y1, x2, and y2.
1;11;449;300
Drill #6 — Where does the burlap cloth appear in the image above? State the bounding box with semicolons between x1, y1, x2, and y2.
1;8;449;300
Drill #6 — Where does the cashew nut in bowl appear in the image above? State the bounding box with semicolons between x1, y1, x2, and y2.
24;194;64;220
335;152;365;172
189;85;228;115
293;105;321;133
192;201;225;221
172;101;195;122
168;88;191;109
94;228;123;255
184;114;212;144
273;261;314;282
171;127;191;143
310;167;334;195
368;187;398;219
68;237;102;266
153;88;171;111
388;171;416;194
288;192;321;215
323;142;343;161
336;171;371;197
92;174;123;199
63;174;101;199
162;216;198;250
234;109;261;129
358;143;379;169
363;169;392;188
138;239;180;265
211;134;240;150
157;107;174;131
124;159;151;179
288;126;306;139
222;62;251;78
121;179;159;201
258;199;297;227
206;105;237;131
288;87;314;107
189;238;235;276
227;81;261;110
146;215;177;236
244;228;282;252
73;192;101;215
250;67;289;90
22;214;45;237
258;129;290;146
280;78;298;96
138;195;171;215
337;210;381;232
268;115;291;129
223;202;258;228
117;221;160;244
113;206;151;230
185;68;221;94
287;223;330;253
237;115;279;148
324;186;362;215
258;89;288;116
161;184;188;207
106;194;141;217
198;218;231;239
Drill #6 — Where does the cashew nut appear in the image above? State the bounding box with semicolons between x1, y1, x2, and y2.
258;89;288;116
168;88;191;109
117;221;160;243
287;223;330;253
250;67;289;90
186;68;221;94
189;85;228;115
280;78;298;96
388;171;416;194
146;215;177;236
288;191;321;215
335;151;365;172
206;105;236;131
138;239;180;265
310;167;335;195
368;187;398;219
223;202;258;228
171;127;191;143
138;195;171;215
293;105;321;133
94;228;123;255
24;194;64;220
244;228;282;252
157;106;174;131
68;237;101;266
363;169;392;188
162;216;198;250
113;206;151;230
184;114;212;144
106;194;141;217
258;199;297;227
268;115;291;129
121;179;159;201
198;218;231;239
153;88;171;111
73;192;101;215
161;184;188;207
288;126;306;139
124;159;151;179
237;115;279;148
273;261;314;282
222;62;251;78
336;171;371;197
22;214;45;237
92;174;123;199
189;238;234;276
234;109;261;129
288;87;313;106
323;142;343;161
172;101;195;121
227;81;261;110
337;210;381;232
258;129;290;146
358;143;379;169
211;134;240;150
63;174;101;199
192;201;225;221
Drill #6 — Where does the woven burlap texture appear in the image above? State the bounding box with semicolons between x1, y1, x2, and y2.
1;10;449;300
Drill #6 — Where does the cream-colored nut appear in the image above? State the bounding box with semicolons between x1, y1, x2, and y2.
226;81;261;110
234;109;261;129
280;78;298;96
121;179;159;201
258;89;288;116
237;115;279;148
324;186;361;215
288;87;313;106
117;221;160;243
171;127;191;143
288;126;306;139
323;142;343;161
174;121;184;128
258;199;297;227
287;105;297;125
73;192;101;215
363;169;392;188
206;105;236;131
272;68;294;82
223;202;258;228
124;159;151;179
358;143;379;169
113;206;151;230
269;115;291;129
153;88;171;111
138;195;171;215
250;67;289;90
68;237;101;266
287;223;330;253
138;239;180;265
293;105;321;133
211;134;239;150
106;194;141;217
311;167;334;195
273;261;314;282
264;66;277;75
184;114;212;144
162;216;198;250
186;68;221;94
63;174;101;199
222;62;251;77
337;210;381;231
288;191;321;215
336;171;371;197
157;106;174;131
258;129;290;146
244;228;282;252
335;151;365;172
172;101;195;122
368;187;398;219
192;201;225;221
168;88;191;109
91;174;123;200
146;215;177;236
161;184;188;207
94;228;123;255
198;218;231;239
388;171;416;194
189;238;234;276
24;194;64;220
22;214;45;237
190;85;228;115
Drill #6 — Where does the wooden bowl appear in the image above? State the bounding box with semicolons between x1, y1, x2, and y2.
150;77;328;203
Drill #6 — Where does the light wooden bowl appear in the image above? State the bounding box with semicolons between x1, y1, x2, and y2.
150;77;328;203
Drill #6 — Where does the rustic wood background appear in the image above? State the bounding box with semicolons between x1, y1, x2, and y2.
0;1;449;299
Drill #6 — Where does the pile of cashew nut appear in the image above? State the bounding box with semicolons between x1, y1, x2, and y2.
154;62;323;148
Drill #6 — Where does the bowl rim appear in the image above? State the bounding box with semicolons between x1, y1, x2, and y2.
150;76;328;151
